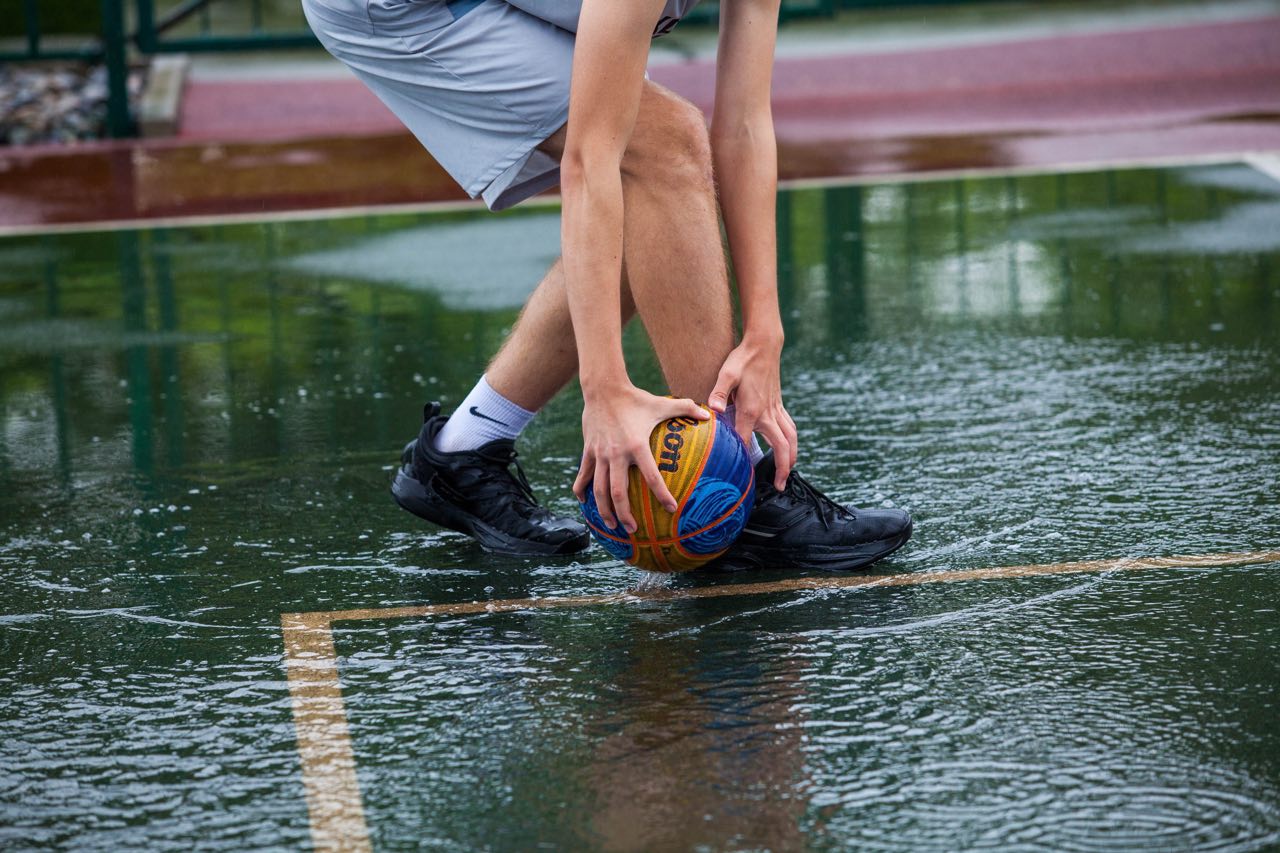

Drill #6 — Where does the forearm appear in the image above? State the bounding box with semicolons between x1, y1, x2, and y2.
561;156;629;396
712;119;783;346
556;0;661;399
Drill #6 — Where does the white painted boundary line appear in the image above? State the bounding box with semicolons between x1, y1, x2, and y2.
778;150;1265;193
1244;153;1280;186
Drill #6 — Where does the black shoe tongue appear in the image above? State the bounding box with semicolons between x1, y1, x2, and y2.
475;438;516;457
420;407;449;445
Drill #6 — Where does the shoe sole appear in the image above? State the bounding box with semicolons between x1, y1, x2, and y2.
708;519;914;573
391;465;590;557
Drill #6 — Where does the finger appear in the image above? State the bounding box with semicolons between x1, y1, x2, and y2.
636;451;677;513
573;450;593;501
781;409;800;473
610;458;637;534
672;397;709;421
593;459;616;529
734;408;757;448
707;367;740;414
759;418;792;490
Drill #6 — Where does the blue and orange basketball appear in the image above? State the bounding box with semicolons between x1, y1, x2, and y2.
580;408;755;573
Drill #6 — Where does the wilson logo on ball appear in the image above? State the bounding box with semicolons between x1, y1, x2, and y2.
657;416;699;472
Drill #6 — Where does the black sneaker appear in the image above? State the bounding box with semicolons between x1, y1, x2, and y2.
391;403;590;556
703;451;912;572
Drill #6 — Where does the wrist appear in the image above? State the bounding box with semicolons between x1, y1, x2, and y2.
580;367;633;402
576;337;628;394
740;295;784;349
741;321;784;353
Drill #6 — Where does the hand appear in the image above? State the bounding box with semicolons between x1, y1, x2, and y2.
574;384;709;533
708;333;798;491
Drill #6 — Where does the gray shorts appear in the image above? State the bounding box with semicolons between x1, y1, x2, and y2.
302;0;700;211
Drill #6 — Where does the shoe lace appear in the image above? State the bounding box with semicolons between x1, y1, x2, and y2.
782;471;852;531
471;445;539;506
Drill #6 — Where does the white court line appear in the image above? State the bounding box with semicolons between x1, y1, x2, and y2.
1245;153;1280;186
782;150;1275;192
0;150;1273;239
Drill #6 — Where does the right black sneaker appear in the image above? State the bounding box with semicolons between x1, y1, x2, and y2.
391;403;590;556
703;450;912;572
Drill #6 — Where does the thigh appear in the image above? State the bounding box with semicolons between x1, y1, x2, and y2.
303;0;573;209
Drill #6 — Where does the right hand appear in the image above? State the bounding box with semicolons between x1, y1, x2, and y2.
574;384;709;534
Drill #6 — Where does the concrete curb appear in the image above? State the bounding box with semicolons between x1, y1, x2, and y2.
138;54;189;138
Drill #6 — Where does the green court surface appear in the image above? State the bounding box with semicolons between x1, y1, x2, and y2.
2;162;1279;850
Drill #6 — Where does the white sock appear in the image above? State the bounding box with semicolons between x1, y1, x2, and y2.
434;374;535;453
725;405;766;465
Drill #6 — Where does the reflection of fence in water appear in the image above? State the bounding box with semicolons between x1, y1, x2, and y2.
2;168;1277;485
1;220;504;490
777;170;1278;345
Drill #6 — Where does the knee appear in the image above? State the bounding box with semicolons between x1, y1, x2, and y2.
622;89;713;193
664;95;713;181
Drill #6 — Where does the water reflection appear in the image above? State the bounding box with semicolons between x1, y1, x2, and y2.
340;602;820;851
584;619;809;851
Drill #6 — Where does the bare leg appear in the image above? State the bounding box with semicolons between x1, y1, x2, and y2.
487;259;634;411
486;81;734;409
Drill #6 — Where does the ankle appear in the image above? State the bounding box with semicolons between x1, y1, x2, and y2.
433;375;535;454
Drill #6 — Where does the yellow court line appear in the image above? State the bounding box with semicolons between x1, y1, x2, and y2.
283;610;373;853
280;549;1279;852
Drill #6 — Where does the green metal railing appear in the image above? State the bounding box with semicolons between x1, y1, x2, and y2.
0;0;102;63
134;0;320;53
103;0;133;136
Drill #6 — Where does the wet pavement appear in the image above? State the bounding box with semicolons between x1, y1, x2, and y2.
2;163;1279;849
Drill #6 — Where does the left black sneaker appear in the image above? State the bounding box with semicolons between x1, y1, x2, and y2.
391;404;590;556
703;451;912;572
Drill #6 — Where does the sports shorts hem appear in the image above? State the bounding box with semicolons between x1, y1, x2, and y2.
475;107;568;211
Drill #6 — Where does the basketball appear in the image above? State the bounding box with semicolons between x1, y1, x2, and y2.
580;408;756;572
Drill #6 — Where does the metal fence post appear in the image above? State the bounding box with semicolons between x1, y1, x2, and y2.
23;0;41;56
135;0;158;53
102;0;135;137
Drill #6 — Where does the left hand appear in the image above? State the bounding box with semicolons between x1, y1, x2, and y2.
708;333;798;491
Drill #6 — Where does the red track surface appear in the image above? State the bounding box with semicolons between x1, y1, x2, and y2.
2;17;1278;229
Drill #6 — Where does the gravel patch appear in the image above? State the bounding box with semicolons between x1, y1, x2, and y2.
1;62;145;145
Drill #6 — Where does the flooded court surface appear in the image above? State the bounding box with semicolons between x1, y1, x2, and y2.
2;162;1279;850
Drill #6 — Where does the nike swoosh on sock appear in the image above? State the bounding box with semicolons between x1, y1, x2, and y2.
469;406;509;427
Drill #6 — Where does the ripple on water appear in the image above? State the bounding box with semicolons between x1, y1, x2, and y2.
811;755;1280;852
792;566;1280;851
